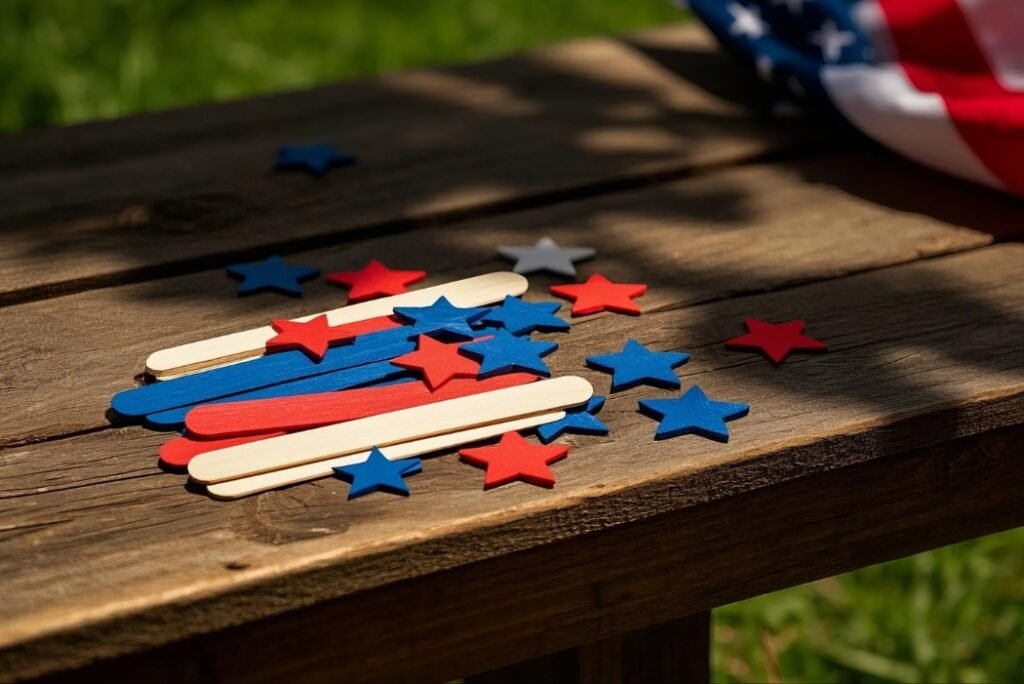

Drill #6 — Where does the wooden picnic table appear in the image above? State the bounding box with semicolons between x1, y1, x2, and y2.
1;23;1022;683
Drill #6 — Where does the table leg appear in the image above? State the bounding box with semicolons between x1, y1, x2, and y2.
466;611;711;684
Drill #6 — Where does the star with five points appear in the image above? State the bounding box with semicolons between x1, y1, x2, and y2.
391;334;480;390
226;255;320;297
326;259;426;303
728;2;768;39
481;296;570;336
459;431;569;489
639;386;750;442
536;396;609;443
724;318;827;365
809;19;857;62
587;339;690;391
460;329;558;378
550;273;647;316
393;296;490;339
266;314;334;360
265;314;402;361
332;448;422;499
497;236;595;277
274;143;356;176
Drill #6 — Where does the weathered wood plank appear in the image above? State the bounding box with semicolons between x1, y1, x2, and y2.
0;24;830;302
1;245;1021;680
467;612;712;684
0;151;996;446
22;427;1024;683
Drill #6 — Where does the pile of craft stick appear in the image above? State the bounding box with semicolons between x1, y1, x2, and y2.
110;272;593;499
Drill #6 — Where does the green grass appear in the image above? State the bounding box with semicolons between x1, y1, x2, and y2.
715;531;1024;682
4;2;1023;681
0;0;681;131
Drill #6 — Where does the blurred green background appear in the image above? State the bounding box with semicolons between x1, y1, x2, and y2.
4;1;1022;681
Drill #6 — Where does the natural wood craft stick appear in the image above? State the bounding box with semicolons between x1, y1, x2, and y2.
146;271;528;377
188;376;592;483
206;410;566;499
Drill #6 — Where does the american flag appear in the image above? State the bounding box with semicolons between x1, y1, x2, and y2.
685;0;1024;196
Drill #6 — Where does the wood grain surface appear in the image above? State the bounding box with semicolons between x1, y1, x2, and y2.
2;22;1022;681
2;245;1021;680
0;24;830;302
466;612;712;684
0;151;996;447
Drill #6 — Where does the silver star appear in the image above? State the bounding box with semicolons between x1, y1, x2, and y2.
497;237;596;277
810;19;857;62
728;3;768;39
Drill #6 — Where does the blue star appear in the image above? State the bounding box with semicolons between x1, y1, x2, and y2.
332;448;422;499
537;396;609;443
226;255;320;297
587;339;689;391
482;296;571;336
393;296;490;339
274;143;356;176
639;386;749;442
460;329;558;378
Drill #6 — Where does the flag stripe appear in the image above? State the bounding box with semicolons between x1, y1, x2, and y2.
821;62;1001;188
877;0;1024;193
959;0;1024;92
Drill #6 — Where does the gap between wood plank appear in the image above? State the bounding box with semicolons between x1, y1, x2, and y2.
0;140;832;310
0;149;1008;449
0;230;998;453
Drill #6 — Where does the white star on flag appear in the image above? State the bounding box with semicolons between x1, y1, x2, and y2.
728;3;768;39
810;19;857;62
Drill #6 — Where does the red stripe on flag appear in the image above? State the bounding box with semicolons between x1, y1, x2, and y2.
878;0;1024;194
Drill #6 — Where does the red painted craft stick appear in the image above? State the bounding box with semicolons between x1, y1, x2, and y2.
159;431;287;470
185;373;538;439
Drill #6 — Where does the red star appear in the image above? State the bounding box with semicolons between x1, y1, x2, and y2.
459;431;569;489
266;314;400;361
326;259;426;302
549;273;647;316
391;335;481;390
724;318;828;365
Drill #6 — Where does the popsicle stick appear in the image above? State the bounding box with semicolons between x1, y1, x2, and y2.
187;372;538;438
146;271;528;377
159;432;288;469
205;411;565;499
144;364;413;430
112;328;416;419
189;376;593;484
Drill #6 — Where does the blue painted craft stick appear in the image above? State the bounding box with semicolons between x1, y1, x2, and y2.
144;363;415;430
112;329;417;418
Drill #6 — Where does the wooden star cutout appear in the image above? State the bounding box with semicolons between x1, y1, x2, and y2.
459;431;569;489
639;385;749;442
549;273;647;316
274;143;356;176
724;318;827;365
226;255;320;297
265;314;401;361
333;448;422;499
497;237;595;277
326;259;426;302
391;335;480;390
